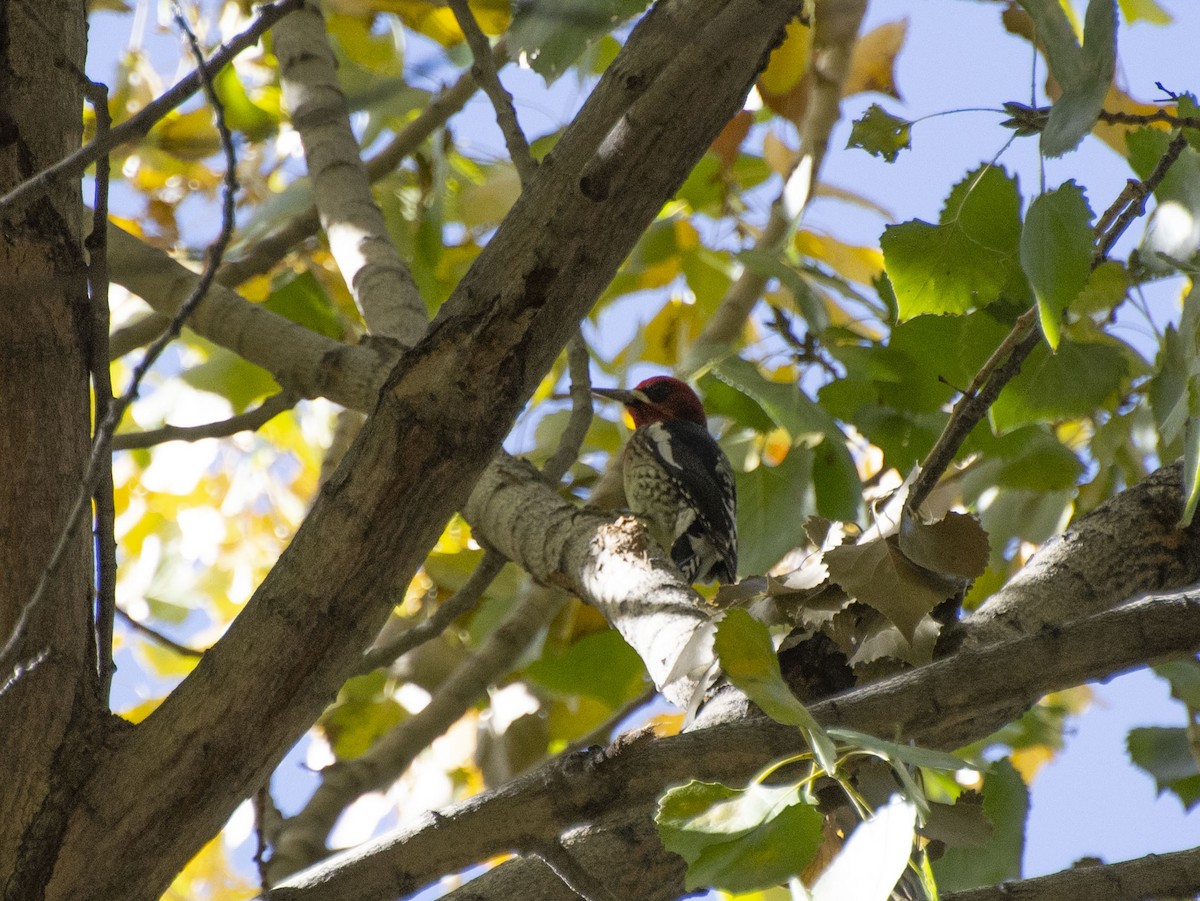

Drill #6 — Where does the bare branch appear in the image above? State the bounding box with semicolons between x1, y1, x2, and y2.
943;845;1200;901
448;0;536;185
275;0;425;342
111;392;297;451
84;77;117;702
541;333;594;484
0;0;302;217
116;607;205;659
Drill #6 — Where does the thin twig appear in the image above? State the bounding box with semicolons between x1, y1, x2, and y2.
84;77;118;702
0;3;242;683
446;0;535;185
0;650;49;700
542;333;594;483
0;0;301;217
906;129;1193;515
1095;131;1189;263
111;391;297;450
115;607;206;658
357;550;507;674
529;839;621;901
255;784;274;897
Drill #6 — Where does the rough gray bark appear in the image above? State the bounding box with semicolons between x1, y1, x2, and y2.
0;2;94;896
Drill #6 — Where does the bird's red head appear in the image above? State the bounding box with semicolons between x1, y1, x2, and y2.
593;376;708;428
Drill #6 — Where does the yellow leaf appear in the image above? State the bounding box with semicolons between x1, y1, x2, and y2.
844;19;907;99
762;130;795;177
328;13;404;74
759;19;813;96
162;835;255;901
1010;743;1055;782
118;695;166;725
793;230;883;286
1118;0;1171;24
637;256;681;291
148;107;222;161
673;218;700;252
640;297;702;366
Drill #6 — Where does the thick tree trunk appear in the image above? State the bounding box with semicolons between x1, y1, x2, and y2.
0;1;96;897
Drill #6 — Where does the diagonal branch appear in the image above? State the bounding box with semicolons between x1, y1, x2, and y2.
274;0;425;342
448;0;536;185
942;845;1200;901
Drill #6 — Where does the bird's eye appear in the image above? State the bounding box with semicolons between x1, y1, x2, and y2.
644;381;670;402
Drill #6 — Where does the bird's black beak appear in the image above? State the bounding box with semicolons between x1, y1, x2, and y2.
591;386;641;406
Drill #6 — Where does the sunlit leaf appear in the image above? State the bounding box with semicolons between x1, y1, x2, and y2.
1128;727;1200;810
806;796;915;901
1153;657;1200;708
843;19;907;99
758;18;813;97
881;166;1023;318
1020;181;1094;348
657;780;823;893
715;609;837;771
847;104;912;163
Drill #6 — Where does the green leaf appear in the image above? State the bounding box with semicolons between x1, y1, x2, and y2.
990;338;1127;434
180;339;280;412
657;780;823;893
264;271;344;340
1153;657;1200;708
1128;726;1200;810
212;66;279;141
1020;182;1095;348
847;104;912;162
735;446;816;577
881;166;1023;319
509;0;650;81
525;630;647;707
1018;0;1117;156
319;671;406;760
714;609;837;771
809;796;916;901
933;758;1028;890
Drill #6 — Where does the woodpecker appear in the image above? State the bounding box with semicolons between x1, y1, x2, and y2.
592;376;737;584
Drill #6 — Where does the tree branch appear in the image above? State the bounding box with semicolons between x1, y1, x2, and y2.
111;392;297;450
268;584;567;881
274;0;425;342
448;0;536;185
942;845;1200;901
